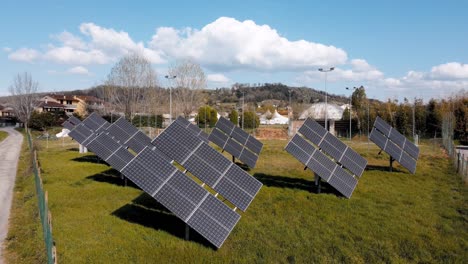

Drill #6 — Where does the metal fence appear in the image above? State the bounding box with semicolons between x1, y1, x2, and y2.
26;130;57;264
442;113;468;184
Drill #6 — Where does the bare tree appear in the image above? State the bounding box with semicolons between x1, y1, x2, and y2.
169;59;206;118
8;72;39;128
106;53;158;120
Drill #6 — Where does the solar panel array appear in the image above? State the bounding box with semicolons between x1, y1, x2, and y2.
62;115;81;130
369;116;419;174
285;118;367;198
152;120;263;211
209;117;263;168
63;114;256;248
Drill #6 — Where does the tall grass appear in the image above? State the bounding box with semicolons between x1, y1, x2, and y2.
6;133;468;263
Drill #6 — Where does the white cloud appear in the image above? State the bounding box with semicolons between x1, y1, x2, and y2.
298;58;384;83
8;48;40;62
430;62;468;79
3;47;12;52
79;23;165;64
67;66;90;75
150;17;347;71
44;46;110;65
52;31;87;50
207;73;230;83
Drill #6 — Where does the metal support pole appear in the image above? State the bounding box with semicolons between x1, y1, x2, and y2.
314;174;321;193
185;224;190;240
389;157;394;172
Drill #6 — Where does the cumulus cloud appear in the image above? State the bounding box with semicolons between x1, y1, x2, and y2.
44;46;110;65
207;73;230;83
52;31;87;50
67;66;90;75
79;23;165;64
150;17;348;71
8;48;41;62
298;58;384;83
3;47;12;52
429;62;468;79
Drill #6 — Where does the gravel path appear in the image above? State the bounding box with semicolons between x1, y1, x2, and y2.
0;127;23;264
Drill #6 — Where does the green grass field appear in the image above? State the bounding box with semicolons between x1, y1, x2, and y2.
5;132;468;263
0;130;8;142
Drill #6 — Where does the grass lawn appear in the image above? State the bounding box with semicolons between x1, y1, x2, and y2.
0;130;8;142
5;132;468;263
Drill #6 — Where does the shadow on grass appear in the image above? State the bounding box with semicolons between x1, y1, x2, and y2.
366;164;405;173
235;162;251;171
112;193;215;249
254;173;343;197
86;168;139;189
72;154;104;164
67;147;79;152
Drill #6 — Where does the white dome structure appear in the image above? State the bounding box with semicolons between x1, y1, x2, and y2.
299;102;344;120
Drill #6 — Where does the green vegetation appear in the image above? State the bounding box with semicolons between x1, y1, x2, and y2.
5;132;468;263
0;130;8;142
196;105;218;127
4;130;46;263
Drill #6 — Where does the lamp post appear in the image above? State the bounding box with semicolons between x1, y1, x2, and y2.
288;89;292;137
318;67;334;130
165;75;176;124
241;90;245;129
346;87;357;141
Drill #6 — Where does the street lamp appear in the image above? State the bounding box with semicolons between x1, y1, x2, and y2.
241;90;245;129
346;87;357;141
318;67;334;130
165;75;176;124
288;89;292;136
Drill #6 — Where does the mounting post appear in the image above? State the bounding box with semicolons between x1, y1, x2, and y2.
389;156;395;172
232;155;235;163
185;224;190;240
314;174;321;193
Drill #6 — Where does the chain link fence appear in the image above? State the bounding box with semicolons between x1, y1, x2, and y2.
442;113;468;184
26;129;57;264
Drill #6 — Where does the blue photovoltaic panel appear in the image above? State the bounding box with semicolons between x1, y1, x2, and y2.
68;123;94;144
174;117;209;143
68;116;82;126
298;118;367;177
120;145;241;248
62;120;75;130
153;121;262;212
106;147;134;171
209;117;263;168
209;128;229;149
370;117;419;173
285;119;366;198
187;195;241;248
114;117;139;135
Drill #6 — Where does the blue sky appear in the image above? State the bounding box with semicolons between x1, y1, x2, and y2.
1;0;467;101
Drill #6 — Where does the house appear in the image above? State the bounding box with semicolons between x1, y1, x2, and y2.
37;94;105;116
0;104;15;117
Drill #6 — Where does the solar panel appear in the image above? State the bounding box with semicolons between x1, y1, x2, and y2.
120;147;241;248
299;118;367;177
152;121;262;212
369;117;419;173
62;120;75;130
105;117;153;152
68;116;82;126
285;118;367;198
174;117;209;143
209;117;263;168
68;123;94;144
